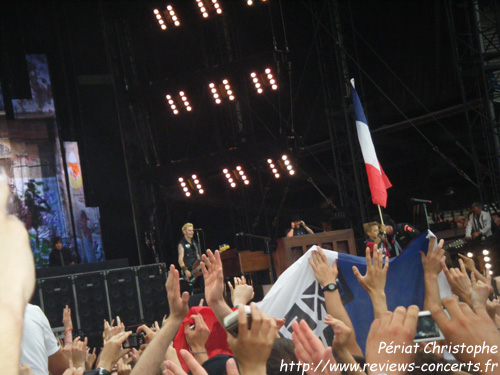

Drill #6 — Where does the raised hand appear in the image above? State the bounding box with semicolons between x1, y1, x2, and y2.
471;273;493;311
227;303;278;375
291;320;340;375
201;249;224;306
98;331;132;372
365;306;419;375
85;347;96;370
431;297;500;370
164;349;208;375
184;314;210;354
420;238;445;276
441;258;472;306
165;265;190;321
308;246;338;287
228;276;254;307
352;245;389;294
71;337;88;369
136;324;156;343
63;305;73;329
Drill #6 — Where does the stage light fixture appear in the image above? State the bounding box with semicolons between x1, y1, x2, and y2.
267;155;296;177
209;80;236;104
222;166;250;187
196;0;223;18
485;263;492;269
153;5;181;30
166;91;192;115
467;252;473;258
483;249;489;255
489;270;493;275
250;67;279;94
178;177;193;197
484;256;491;262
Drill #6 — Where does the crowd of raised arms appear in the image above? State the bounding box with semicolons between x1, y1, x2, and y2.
2;178;500;375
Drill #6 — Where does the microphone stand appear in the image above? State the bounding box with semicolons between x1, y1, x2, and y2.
238;233;276;282
422;203;430;230
306;177;337;210
194;229;204;258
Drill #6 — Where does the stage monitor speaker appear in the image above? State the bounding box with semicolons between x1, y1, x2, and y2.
74;272;109;333
188;293;206;308
39;276;77;330
106;268;141;327
137;264;168;324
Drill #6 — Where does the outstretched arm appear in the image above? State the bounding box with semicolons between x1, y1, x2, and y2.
202;249;233;326
131;265;190;375
352;245;389;319
309;247;362;357
0;177;36;375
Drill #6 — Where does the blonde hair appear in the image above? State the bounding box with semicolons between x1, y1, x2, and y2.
182;222;193;232
363;221;379;236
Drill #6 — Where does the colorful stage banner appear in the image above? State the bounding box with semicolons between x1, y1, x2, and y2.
65;141;104;263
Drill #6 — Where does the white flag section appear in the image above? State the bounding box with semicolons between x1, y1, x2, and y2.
256;232;452;353
257;246;337;346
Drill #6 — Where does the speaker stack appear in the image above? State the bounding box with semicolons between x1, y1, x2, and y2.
31;263;168;335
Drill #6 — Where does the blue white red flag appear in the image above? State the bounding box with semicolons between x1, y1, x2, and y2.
351;79;392;208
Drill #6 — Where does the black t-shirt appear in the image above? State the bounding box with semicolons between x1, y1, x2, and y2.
286;227;309;237
393;223;420;249
178;237;199;270
48;247;74;267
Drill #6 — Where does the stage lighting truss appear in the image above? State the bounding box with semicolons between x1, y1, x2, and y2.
250;67;278;94
166;91;192;115
153;5;181;30
196;0;223;18
267;155;296;178
178;175;204;197
209;79;235;105
222;165;250;188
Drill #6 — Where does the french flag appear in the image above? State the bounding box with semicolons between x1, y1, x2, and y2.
351;79;392;208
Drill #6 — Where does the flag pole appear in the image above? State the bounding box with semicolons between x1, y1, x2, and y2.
377;205;384;226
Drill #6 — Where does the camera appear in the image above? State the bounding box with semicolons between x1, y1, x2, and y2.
122;332;146;349
223;305;252;337
414;311;444;342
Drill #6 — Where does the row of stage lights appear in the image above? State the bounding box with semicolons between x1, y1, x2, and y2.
178;155;295;197
178;175;204;197
267;155;295;178
165;68;278;115
466;249;494;275
154;0;267;30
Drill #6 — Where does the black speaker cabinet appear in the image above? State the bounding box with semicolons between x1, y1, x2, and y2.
39;276;77;330
137;264;168;325
106;268;141;327
74;272;109;333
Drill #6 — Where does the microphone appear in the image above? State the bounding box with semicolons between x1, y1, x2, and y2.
411;198;432;204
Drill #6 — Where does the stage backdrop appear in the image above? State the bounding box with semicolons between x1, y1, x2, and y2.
0;54;103;267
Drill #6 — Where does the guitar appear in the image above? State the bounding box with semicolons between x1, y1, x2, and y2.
444;238;466;252
182;259;203;286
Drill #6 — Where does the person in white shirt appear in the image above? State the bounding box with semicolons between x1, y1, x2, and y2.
465;202;492;242
21;304;69;375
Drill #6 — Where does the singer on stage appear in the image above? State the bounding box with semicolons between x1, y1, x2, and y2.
178;223;200;279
